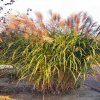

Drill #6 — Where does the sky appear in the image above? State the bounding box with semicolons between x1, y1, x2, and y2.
0;0;100;23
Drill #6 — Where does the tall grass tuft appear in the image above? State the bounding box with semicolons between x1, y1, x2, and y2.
0;11;100;93
0;32;99;93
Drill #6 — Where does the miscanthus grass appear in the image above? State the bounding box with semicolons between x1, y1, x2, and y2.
0;12;100;93
0;31;99;93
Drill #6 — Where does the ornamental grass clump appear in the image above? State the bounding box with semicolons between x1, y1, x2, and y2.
0;32;99;93
0;96;15;100
0;12;100;93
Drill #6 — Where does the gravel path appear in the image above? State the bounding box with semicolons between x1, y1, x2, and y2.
0;77;100;100
0;85;100;100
